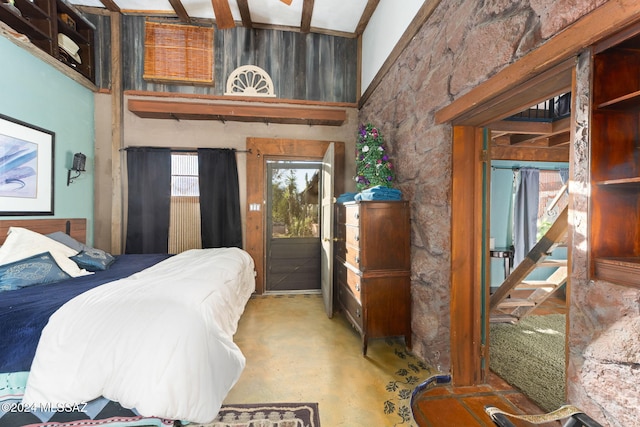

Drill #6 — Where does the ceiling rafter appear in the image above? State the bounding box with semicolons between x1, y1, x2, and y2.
211;0;235;29
236;0;251;29
168;0;191;23
300;0;314;33
99;0;121;12
73;0;378;39
355;0;380;36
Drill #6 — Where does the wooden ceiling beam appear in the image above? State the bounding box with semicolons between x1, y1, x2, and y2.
168;0;191;23
487;120;553;134
501;129;571;147
355;0;380;36
301;0;314;33
508;134;552;146
237;0;251;28
551;116;571;133
99;0;120;12
492;135;512;145
128;99;347;126
491;145;569;162
211;0;235;29
548;131;571;146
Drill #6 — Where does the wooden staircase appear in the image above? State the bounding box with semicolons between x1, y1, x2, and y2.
489;205;568;323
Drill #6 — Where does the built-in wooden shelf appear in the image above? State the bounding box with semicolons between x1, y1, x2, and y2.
590;28;640;290
596;90;640;110
0;2;50;41
594;257;640;288
596;177;640;188
0;0;94;82
127;99;347;126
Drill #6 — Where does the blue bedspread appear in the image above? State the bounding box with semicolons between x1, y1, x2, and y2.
0;254;171;373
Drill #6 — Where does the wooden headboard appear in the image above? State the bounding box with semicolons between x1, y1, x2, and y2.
0;218;87;245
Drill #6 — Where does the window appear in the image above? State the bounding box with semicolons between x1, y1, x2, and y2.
536;170;568;240
143;22;214;85
169;153;201;253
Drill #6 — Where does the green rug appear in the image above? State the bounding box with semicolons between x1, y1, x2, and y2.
490;314;566;412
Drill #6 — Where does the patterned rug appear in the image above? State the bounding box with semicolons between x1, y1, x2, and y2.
381;339;433;426
0;382;319;427
199;403;320;427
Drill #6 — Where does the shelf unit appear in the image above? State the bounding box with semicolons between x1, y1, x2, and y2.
590;28;640;288
0;0;94;82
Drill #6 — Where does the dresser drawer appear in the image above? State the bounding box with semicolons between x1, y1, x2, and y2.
345;266;362;300
345;204;360;226
337;262;362;301
344;225;361;268
345;224;360;247
338;283;363;330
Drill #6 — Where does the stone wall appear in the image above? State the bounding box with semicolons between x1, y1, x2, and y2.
359;1;639;426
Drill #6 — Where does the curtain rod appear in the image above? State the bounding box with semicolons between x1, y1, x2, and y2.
491;165;567;171
120;147;252;154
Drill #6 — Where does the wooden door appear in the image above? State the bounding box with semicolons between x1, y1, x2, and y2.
320;143;335;317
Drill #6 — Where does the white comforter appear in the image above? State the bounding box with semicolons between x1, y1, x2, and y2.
22;247;256;423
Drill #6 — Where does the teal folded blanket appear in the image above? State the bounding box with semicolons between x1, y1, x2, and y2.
355;186;402;201
337;192;357;203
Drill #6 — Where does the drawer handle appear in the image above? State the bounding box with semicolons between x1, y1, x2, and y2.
355;283;360;292
356;308;361;318
355;256;360;264
354;212;359;219
354;234;359;241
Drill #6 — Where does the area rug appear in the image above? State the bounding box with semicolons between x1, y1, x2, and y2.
0;386;319;427
201;403;321;427
489;314;566;412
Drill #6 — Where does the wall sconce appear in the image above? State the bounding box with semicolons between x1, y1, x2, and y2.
67;152;86;186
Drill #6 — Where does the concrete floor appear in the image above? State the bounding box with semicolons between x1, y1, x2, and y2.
225;294;434;427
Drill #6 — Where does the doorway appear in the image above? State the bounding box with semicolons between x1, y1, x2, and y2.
265;160;321;293
244;138;345;299
484;94;571;411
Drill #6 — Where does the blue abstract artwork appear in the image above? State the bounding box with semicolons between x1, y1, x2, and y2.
0;135;38;199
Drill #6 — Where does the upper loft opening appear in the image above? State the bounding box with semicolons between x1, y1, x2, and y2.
506;93;572;123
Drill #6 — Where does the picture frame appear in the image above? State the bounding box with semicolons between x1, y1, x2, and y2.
0;113;55;216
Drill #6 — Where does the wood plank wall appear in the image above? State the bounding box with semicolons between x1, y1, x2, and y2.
86;14;111;90
88;14;357;103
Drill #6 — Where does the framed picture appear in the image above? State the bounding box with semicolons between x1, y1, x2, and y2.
0;114;55;216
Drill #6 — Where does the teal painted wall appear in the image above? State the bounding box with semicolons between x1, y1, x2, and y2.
489;160;569;288
0;36;95;244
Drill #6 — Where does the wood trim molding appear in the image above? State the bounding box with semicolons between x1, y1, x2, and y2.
450;126;485;386
124;90;357;108
110;11;123;254
128;99;348;126
436;0;640;125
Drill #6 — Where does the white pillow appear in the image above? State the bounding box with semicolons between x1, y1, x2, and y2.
0;227;92;277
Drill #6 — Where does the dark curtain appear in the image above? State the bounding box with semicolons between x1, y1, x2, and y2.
198;148;242;248
125;147;171;254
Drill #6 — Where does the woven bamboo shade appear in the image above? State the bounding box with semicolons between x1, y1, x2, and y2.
143;22;214;85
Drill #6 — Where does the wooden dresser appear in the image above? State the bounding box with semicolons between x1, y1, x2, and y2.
334;200;411;355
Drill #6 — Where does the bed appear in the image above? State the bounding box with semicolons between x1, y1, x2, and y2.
0;218;256;426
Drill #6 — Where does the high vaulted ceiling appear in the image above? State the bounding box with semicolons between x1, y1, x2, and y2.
68;0;380;38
